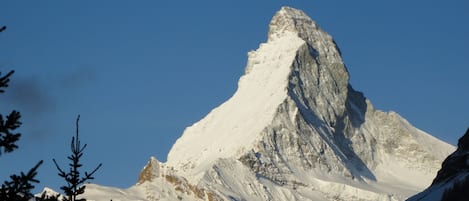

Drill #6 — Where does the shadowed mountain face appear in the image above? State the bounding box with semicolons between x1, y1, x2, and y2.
433;128;469;185
77;7;455;201
408;128;469;201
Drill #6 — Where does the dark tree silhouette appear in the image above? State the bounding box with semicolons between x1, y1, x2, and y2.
0;71;21;155
0;161;43;201
36;191;61;201
53;115;102;201
1;24;102;201
0;110;21;155
0;70;14;94
0;70;44;201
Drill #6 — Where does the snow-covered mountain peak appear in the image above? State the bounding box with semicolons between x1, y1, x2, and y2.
268;7;318;40
166;6;350;181
166;7;349;183
79;7;455;201
268;7;343;62
165;5;454;191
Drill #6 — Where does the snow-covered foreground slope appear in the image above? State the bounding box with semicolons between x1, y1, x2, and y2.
77;6;454;201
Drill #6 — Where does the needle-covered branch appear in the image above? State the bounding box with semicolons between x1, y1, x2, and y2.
0;160;44;201
0;70;14;93
0;110;22;155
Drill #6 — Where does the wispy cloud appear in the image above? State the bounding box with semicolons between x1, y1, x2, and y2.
59;67;97;90
1;75;56;139
0;67;97;139
4;75;55;116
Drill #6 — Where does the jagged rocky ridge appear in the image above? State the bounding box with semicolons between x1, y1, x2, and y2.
79;6;455;201
407;128;469;201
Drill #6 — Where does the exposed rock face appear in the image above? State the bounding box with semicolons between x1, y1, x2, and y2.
407;128;469;201
82;6;455;201
138;157;161;184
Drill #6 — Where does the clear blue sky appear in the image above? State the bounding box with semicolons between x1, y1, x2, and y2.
1;0;468;192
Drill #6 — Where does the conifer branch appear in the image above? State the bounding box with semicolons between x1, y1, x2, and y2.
0;70;14;93
0;160;43;201
0;109;22;155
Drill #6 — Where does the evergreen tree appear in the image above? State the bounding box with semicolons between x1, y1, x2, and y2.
52;115;102;201
1;24;102;201
0;161;43;201
0;71;20;155
0;70;44;201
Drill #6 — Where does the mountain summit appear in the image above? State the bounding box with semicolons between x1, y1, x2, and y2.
166;6;348;181
80;7;454;201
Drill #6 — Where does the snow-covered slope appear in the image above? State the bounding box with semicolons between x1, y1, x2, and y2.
165;30;306;182
77;6;454;201
407;128;469;201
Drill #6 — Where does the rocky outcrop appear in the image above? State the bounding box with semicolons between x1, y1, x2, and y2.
138;157;161;184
